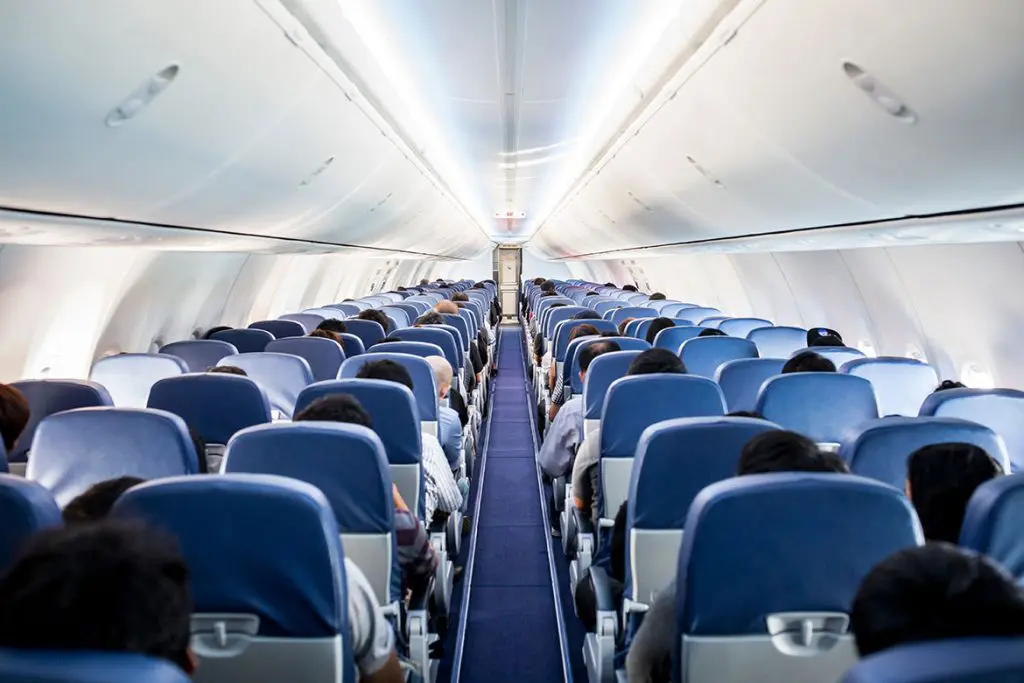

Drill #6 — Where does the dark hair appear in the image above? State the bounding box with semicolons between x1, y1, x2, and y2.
189;429;208;475
309;329;341;343
646;318;676;345
697;328;727;337
0;521;193;671
0;384;30;453
62;477;146;524
603;283;616;288
736;430;843;475
727;410;763;419
807;327;843;346
355;359;414;392
541;291;559;298
201;326;232;340
294;395;372;428
617;318;636;336
573;310;602;320
819;451;852;474
579;341;621;373
782;351;836;374
533;277;546;285
585;292;598;297
570;324;599;341
622;285;638;292
809;335;844;347
906;443;1002;544
316;319;347;334
206;365;247;376
452;293;469;302
627;348;685;376
851;544;1024;657
649;293;666;301
549;303;567;311
419;279;430;286
415;311;445;326
357;309;391;332
540;281;556;292
934;380;966;393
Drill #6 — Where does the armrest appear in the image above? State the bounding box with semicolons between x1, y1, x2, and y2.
574;506;595;537
588;565;618;616
427;518;447;536
408;576;434;614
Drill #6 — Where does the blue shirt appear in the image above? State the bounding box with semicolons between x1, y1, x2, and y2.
438;406;464;470
538;396;583;478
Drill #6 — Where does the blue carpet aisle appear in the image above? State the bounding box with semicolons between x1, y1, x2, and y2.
456;325;568;683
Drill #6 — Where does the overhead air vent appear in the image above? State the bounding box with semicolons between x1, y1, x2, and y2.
105;64;180;127
842;62;917;124
685;155;724;188
299;156;336;187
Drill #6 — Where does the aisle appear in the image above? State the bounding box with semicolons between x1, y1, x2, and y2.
456;325;568;683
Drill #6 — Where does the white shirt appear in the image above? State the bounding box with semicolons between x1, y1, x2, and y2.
346;558;395;677
421;432;464;519
538;396;583;478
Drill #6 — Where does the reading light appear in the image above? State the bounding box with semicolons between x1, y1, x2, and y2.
105;64;180;127
842;62;918;124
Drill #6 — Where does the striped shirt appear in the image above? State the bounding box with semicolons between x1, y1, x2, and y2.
422;432;463;519
394;507;439;591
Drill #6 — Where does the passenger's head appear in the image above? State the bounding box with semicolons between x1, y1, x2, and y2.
206;365;247;376
622;284;638;292
627;348;685;376
426;355;454;399
452;292;469;302
585;292;598;297
934;380;966;393
617;318;636;336
646;317;675;345
578;341;621;378
357;309;391;332
570;324;599;342
697;328;726;337
294;394;372;427
782;350;836;374
603;282;616;288
316;318;347;334
540;281;556;292
736;430;844;475
0;384;29;453
309;329;341;343
649;293;666;301
415;311;445;326
851;544;1024;657
355;359;414;392
201;325;232;340
573;309;601;320
906;443;1003;544
0;521;195;673
62;477;146;524
807;327;844;347
533;277;546;286
419;279;430;286
435;300;459;315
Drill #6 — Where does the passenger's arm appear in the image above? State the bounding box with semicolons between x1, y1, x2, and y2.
625;581;677;683
424;437;464;513
345;560;405;683
363;652;404;683
538;408;576;478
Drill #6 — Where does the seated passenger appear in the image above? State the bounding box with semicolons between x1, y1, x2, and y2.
316;318;348;335
354;360;465;520
626;429;847;683
807;327;844;347
189;429;210;475
358;308;392;334
548;325;602;420
933;379;966;392
309;328;342;343
906;442;1002;543
622;285;638;292
294;395;440;593
781;350;836;373
851;543;1024;657
0;383;30;454
648;293;666;301
206;364;248;376
201;325;232;339
645;317;675;345
617;318;636;337
573;309;602;320
697;328;726;337
418;309;482;390
574;501;628;631
572;349;684;524
63;477;146;523
426;356;464;472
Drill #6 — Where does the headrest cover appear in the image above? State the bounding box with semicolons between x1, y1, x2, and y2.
211;329;274;354
745;326;807;359
583;351;642;418
248;319;305;339
216;352;313;418
714;358;786;413
266;337;345;383
89;354;189;408
679;336;759;379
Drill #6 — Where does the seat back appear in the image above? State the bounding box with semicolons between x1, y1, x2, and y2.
9;380;113;462
295;379;424;518
599;376;726;520
554;320;617;362
90;354;189;408
627;417;779;607
279;313;325;331
266;337;345;383
756;373;879;444
340;353;438;433
545;306;588;339
326;302;362;316
674;306;722;324
334;333;364;359
746;326;807;359
841;357;938;416
719;318;772;339
147;374;271;446
680;337;760;379
661;303;699;317
653;326;709;353
113;475;353;683
0;475;61;572
379;306;411;329
343;319;387;348
571;338;651;394
792;345;865;369
391;328;461;380
697;316;731;328
920;388;1024;471
608;307;658;327
224;423;399;607
371;341;444;360
582;351;643;433
594;300;624;317
441;314;470;351
217;353;313;418
159;340;238;373
839;417;1009;490
212;328;274;353
0;651;191;683
715;358;786;412
28;408;198;507
675;474;922;683
249;320;305;339
960;475;1024;580
839;638;1024;683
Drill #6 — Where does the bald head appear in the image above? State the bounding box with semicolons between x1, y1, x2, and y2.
435;300;459;315
426;355;454;399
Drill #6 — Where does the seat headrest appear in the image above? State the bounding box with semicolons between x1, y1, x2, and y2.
0;476;61;572
295;379;422;466
792;345;866;369
839;637;1024;683
216;352;313;418
340;353;438;421
745;326;807;359
673;307;721;324
394;327;461;370
652;326;708;352
555;320;617;360
89;354;189;408
147;374;271;445
601;375;726;457
755;373;879;442
609;307;658;327
9;380;113;461
27;408;199;507
113;474;347;638
224;422;392;533
248;319;305;339
919;388;1024;471
841;357;938;416
211;328;273;353
583;351;643;418
265;337;345;383
960;474;1024;580
373;341;444;360
714;358;786;413
679;336;760;379
678;473;921;636
343;320;387;347
718;318;772;339
279;313;325;331
839;417;1009;490
0;650;191;683
158;340;237;373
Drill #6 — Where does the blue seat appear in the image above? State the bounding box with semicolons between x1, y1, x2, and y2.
249;320;305;338
673;306;721;324
756;373;879;444
553;320;617;364
224;422;400;610
279;313;325;331
746;326;807;359
920;388;1024;471
212;328;274;353
719;317;772;339
371;341;444;360
147;374;271;447
112;475;354;683
379;306;411;329
581;352;643;435
841;357;938;416
571;338;651;394
440;314;471;352
0;650;191;683
698;316;731;328
792;345;866;369
326;302;363;316
9;380;113;463
840;638;1024;683
391;303;422;322
715;358;786;412
28;408;198;507
653;326;709;353
392;327;462;382
839;417;1009;490
89;354;189;408
0;475;61;572
159;339;238;373
266;337;345;383
335;332;365;359
594;301;624;317
341;319;387;348
340;353;439;436
661;303;699;317
217;352;313;418
674;474;922;683
680;336;759;379
545;306;589;339
608;307;658;327
960;475;1024;580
